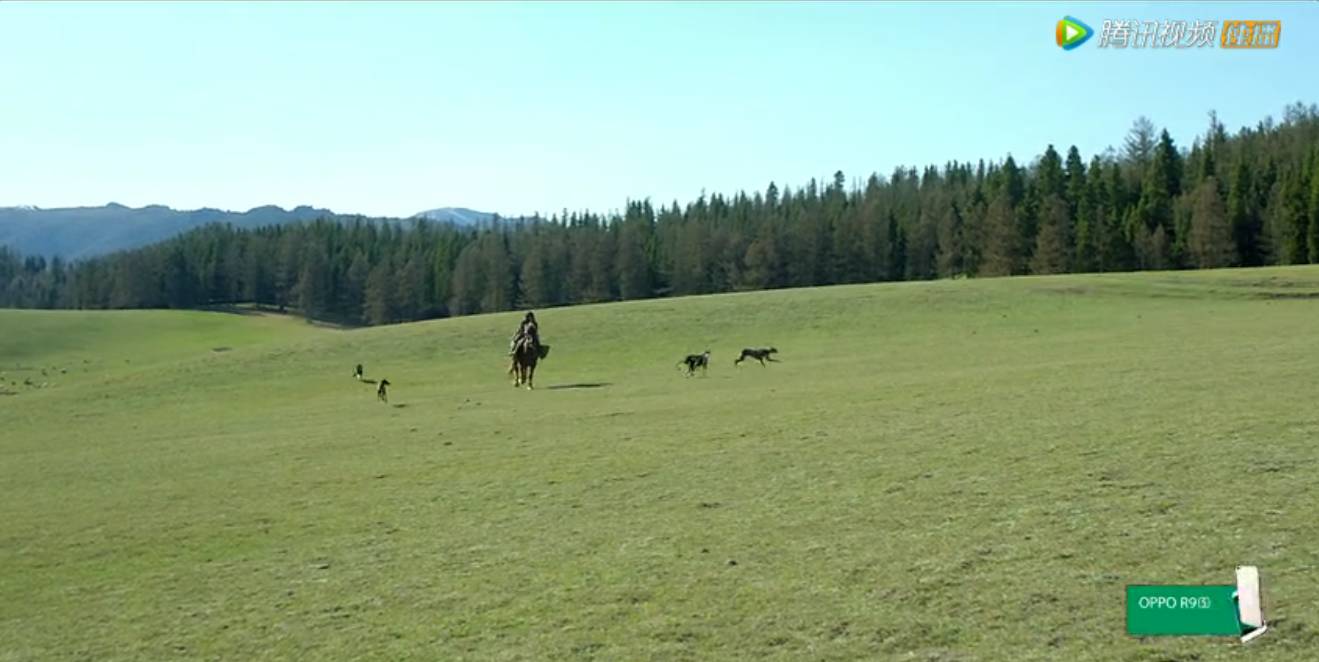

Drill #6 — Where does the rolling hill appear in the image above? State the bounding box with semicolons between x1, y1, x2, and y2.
3;267;1319;660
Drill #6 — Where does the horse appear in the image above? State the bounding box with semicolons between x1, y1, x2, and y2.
509;341;551;390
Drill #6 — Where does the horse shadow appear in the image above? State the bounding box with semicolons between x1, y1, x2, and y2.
545;382;611;391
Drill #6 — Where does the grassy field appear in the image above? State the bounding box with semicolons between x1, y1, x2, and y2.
4;267;1319;661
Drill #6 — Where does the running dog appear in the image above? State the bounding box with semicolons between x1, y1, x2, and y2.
678;351;711;376
377;379;391;402
734;347;779;366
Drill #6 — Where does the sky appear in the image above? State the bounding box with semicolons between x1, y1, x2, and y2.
1;1;1315;218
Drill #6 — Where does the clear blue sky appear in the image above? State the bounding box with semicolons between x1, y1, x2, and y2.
1;2;1315;218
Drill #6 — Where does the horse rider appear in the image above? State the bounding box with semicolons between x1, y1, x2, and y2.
509;311;541;356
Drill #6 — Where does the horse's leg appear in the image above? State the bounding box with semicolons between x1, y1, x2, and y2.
525;361;535;390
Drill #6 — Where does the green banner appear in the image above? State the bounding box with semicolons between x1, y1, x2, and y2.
1126;585;1242;636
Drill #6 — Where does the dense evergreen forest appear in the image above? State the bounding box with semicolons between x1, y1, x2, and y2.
4;104;1319;326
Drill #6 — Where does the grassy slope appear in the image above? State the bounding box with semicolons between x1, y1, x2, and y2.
3;267;1319;661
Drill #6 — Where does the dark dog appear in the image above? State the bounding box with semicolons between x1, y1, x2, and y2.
354;363;364;380
678;351;711;376
734;347;779;366
377;379;391;402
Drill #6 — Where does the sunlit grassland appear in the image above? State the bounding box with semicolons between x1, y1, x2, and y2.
3;266;1319;661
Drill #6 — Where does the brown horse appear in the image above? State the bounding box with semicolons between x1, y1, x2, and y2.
509;341;550;390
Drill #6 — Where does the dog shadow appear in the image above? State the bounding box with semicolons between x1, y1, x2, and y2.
546;382;611;390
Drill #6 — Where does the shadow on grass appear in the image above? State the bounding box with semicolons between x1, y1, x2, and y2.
545;382;611;391
198;304;269;317
197;304;365;329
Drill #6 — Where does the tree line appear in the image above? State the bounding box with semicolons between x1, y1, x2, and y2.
3;103;1319;325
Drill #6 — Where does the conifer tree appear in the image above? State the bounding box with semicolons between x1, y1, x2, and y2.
980;192;1021;277
1030;195;1073;275
364;260;396;325
1188;177;1236;268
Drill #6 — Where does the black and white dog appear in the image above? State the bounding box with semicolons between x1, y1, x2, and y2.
678;351;711;376
734;347;779;366
377;379;391;402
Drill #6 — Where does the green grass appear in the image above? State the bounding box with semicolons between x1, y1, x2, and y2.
4;267;1319;661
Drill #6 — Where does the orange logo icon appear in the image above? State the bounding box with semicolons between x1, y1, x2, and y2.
1221;20;1281;48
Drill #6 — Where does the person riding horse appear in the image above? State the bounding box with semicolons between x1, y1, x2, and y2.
508;312;548;389
509;312;541;356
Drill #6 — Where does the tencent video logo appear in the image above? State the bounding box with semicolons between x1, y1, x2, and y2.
1056;16;1094;50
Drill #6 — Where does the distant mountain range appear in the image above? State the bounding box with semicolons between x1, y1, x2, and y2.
0;203;500;259
412;207;497;225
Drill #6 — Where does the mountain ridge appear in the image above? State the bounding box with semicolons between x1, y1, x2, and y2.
0;203;499;258
412;207;497;225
